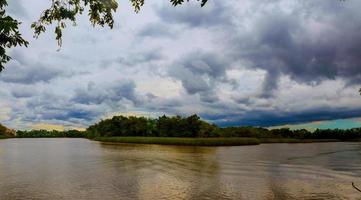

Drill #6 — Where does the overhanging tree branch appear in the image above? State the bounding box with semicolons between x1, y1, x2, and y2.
352;182;361;193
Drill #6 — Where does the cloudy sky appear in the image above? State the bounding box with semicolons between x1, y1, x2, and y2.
1;0;361;130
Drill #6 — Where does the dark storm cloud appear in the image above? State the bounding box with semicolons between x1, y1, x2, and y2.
22;92;101;123
0;65;65;84
40;109;98;122
72;81;142;106
169;52;233;102
203;107;361;127
231;0;361;95
158;0;361;98
260;69;280;98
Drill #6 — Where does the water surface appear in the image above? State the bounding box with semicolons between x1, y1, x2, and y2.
0;138;361;199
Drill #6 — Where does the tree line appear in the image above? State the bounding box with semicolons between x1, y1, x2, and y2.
86;115;361;140
1;115;361;140
16;129;84;138
86;114;217;138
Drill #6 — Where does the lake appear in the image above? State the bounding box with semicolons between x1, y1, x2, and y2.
0;138;360;199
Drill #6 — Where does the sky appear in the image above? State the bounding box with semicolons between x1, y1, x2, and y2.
1;0;361;130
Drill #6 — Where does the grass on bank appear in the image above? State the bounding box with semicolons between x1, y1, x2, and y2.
258;138;341;143
94;137;260;146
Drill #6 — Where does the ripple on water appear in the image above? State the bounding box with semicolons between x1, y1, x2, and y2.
0;139;361;200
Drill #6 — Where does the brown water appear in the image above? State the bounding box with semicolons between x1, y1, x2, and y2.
0;139;361;199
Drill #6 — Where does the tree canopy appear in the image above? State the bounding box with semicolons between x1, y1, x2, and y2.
0;0;208;72
0;0;28;72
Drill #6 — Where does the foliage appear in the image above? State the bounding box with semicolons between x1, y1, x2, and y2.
86;114;212;138
31;0;118;47
0;0;28;72
16;129;84;138
301;128;361;140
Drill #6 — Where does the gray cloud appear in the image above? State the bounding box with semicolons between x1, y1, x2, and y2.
17;91;102;127
205;107;361;128
137;23;176;38
0;51;68;84
230;0;361;96
72;81;142;106
10;85;37;98
168;51;233;102
156;1;233;28
0;64;65;84
116;50;163;66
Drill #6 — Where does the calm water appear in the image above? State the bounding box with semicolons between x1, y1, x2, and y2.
0;139;361;199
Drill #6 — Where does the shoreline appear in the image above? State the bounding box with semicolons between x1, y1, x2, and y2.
94;137;260;146
2;137;358;146
94;137;354;146
258;138;342;143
